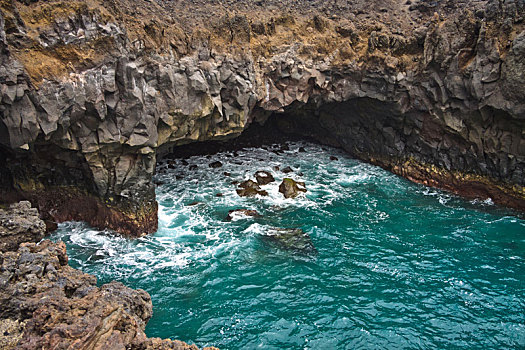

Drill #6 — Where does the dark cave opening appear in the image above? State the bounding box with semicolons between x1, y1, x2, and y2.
157;96;525;213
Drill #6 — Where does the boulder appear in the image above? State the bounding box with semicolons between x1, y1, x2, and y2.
209;161;223;168
255;170;275;185
279;178;307;198
236;180;269;197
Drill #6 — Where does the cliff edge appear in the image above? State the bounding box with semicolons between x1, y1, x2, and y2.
0;0;524;234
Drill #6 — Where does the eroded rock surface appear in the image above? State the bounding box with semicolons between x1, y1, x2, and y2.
0;0;524;234
0;240;214;349
0;201;45;253
0;202;215;349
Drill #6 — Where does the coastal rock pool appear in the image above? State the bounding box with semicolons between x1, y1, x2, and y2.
49;142;525;349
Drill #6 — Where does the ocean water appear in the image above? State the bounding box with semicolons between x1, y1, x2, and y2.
49;142;525;349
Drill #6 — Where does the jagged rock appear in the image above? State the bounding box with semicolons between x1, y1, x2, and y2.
279;178;307;198
255;170;275;185
0;239;214;349
0;0;524;236
236;180;269;197
227;209;261;221
261;228;316;254
0;201;45;253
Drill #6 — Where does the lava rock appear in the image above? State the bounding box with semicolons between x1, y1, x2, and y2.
255;170;275;185
0;201;46;253
0;239;209;349
236;180;269;197
279;178;307;198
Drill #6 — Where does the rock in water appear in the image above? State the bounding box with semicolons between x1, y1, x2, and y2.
236;180;269;197
227;209;261;221
281;166;294;174
255;170;275;185
0;201;46;253
209;161;223;168
279;178;307;198
262;228;316;254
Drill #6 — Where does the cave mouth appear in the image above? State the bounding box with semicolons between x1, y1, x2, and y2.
48;132;525;349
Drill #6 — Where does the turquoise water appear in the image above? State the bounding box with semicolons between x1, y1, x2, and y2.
49;142;525;349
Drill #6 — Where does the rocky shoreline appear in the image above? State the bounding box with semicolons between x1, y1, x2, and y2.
0;0;524;234
0;201;216;349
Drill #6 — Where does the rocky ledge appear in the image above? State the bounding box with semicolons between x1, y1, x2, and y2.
0;202;215;349
0;0;524;235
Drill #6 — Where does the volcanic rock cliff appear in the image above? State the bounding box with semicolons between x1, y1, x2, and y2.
0;0;524;235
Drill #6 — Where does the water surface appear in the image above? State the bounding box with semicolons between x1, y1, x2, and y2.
50;142;525;349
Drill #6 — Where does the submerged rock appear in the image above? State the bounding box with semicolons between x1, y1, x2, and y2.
279;178;307;198
255;171;275;185
236;180;269;197
262;228;316;254
0;201;46;253
227;209;261;221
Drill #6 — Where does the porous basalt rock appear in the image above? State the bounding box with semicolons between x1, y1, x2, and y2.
0;0;524;235
0;201;45;253
0;238;214;349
